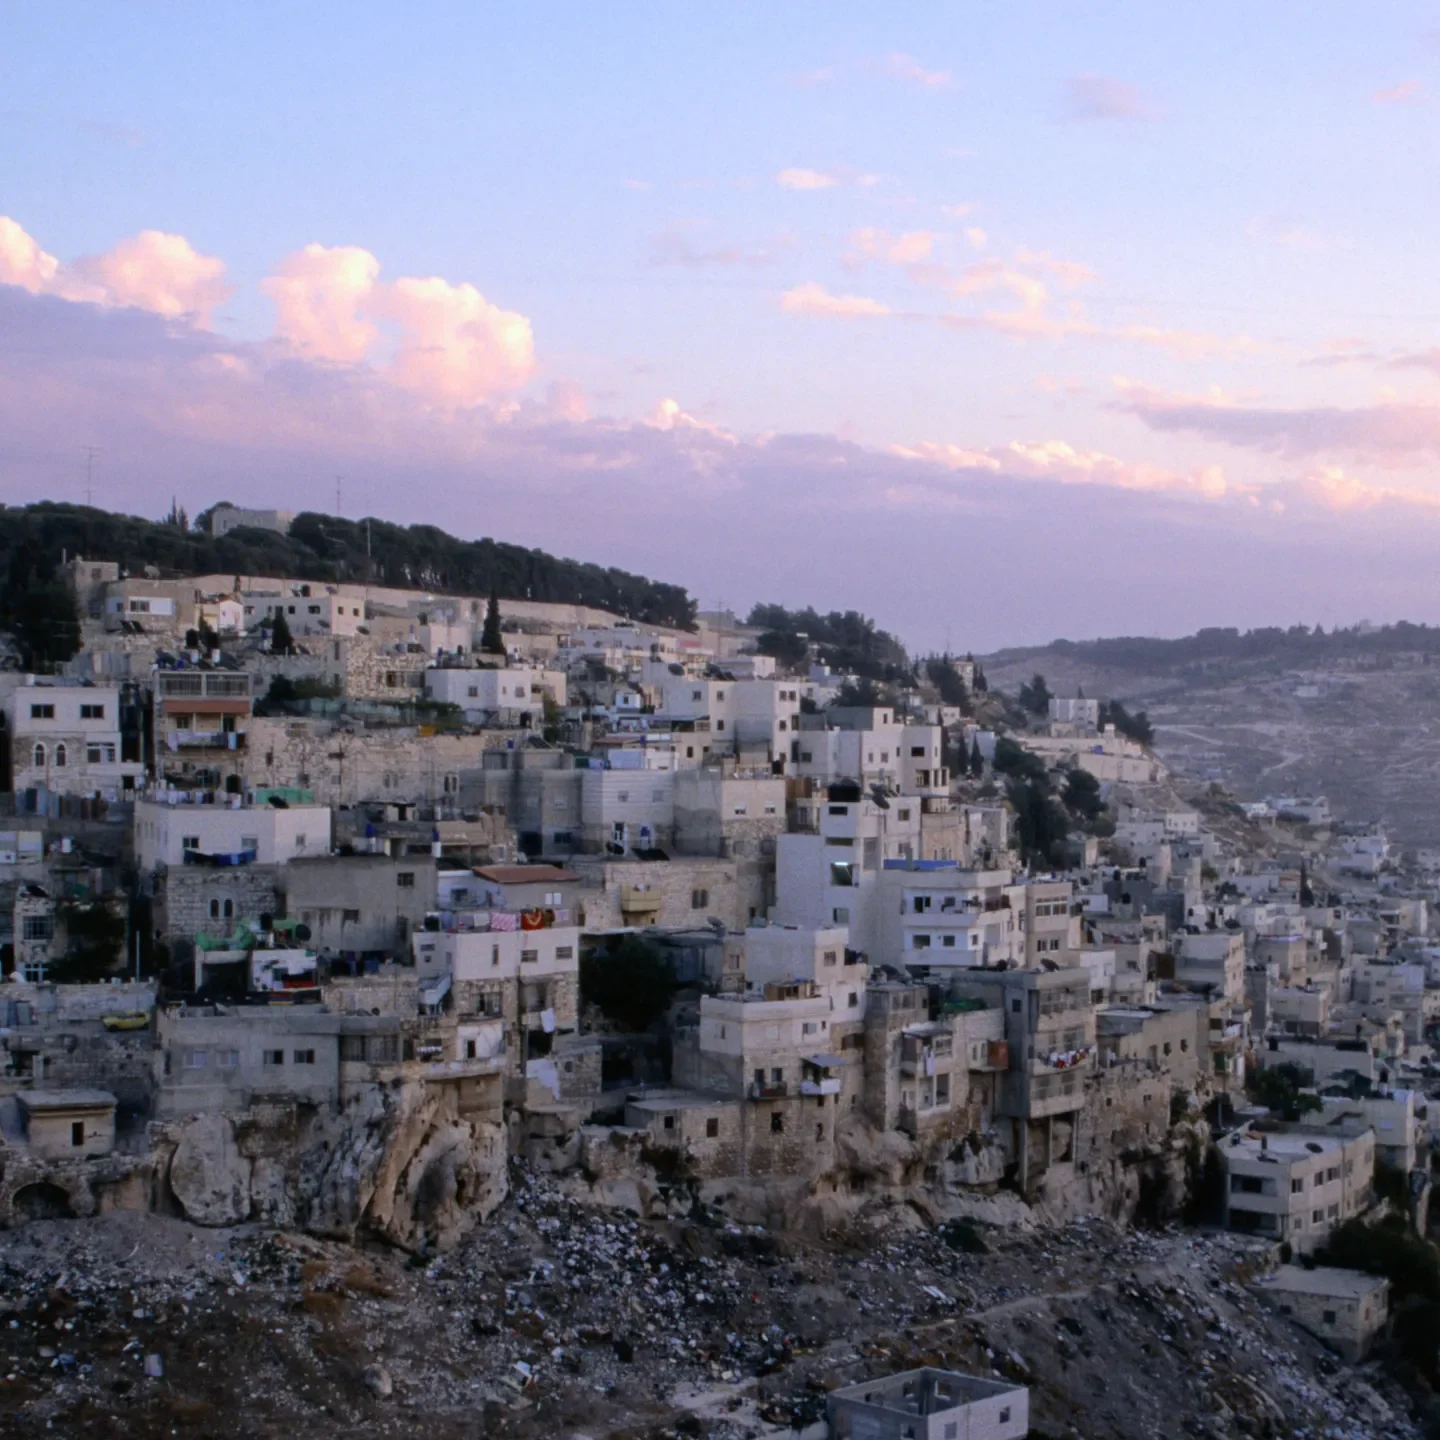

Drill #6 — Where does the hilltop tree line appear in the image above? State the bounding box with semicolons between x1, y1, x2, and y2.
0;503;697;666
748;603;910;682
1042;621;1440;676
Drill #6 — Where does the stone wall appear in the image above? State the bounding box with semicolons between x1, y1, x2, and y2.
156;864;280;944
243;717;519;809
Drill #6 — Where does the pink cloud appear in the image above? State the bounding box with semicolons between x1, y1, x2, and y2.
1371;80;1420;103
261;243;381;362
880;53;951;89
74;230;233;326
1119;383;1440;464
779;282;890;318
776;168;837;191
0;214;228;320
17;281;1440;649
376;275;534;408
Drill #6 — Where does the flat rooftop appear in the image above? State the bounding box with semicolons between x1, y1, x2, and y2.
18;1089;117;1112
1256;1265;1387;1299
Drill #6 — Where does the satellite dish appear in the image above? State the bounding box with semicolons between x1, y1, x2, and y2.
295;923;313;942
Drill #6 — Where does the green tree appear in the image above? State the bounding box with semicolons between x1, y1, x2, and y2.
1008;777;1069;867
48;901;127;982
968;738;985;779
580;936;678;1032
1062;768;1104;823
269;609;295;655
481;592;506;655
1016;673;1052;716
1099;699;1155;746
1249;1063;1321;1121
925;656;970;709
756;629;809;671
992;736;1048;784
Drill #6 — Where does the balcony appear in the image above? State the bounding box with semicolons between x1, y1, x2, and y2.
169;729;246;750
619;885;661;916
748;1080;788;1100
800;1056;843;1095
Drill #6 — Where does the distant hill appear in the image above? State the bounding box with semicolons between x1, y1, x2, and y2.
987;622;1440;685
983;622;1440;848
0;502;696;630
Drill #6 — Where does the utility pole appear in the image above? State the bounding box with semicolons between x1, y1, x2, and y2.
82;445;101;507
335;475;343;517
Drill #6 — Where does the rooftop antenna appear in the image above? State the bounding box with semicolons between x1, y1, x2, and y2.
82;445;101;507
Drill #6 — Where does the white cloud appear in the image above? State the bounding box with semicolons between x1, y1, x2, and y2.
779;282;890;318
776;168;839;191
964;227;987;251
882;53;951;89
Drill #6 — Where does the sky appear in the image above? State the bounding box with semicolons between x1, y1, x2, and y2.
4;4;1440;652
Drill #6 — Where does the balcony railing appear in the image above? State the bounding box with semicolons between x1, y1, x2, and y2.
748;1080;788;1100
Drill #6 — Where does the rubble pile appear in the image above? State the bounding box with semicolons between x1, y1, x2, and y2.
0;1170;1424;1438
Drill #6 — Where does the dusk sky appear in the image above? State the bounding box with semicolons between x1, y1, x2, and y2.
5;4;1440;651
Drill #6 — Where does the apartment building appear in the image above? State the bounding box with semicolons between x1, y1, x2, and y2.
134;795;333;870
5;680;144;799
1222;1125;1375;1253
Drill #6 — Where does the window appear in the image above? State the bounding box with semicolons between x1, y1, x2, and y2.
770;1113;784;1134
31;742;45;768
53;742;67;767
209;899;221;919
183;1048;207;1069
616;790;629;803
397;872;415;888
771;1067;783;1083
492;945;500;967
87;745;102;764
217;1050;240;1068
71;1120;86;1147
22;913;54;941
829;861;854;887
706;1117;719;1138
555;946;573;960
691;888;710;909
308;604;321;614
521;949;538;964
263;1050;284;1066
1322;1309;1337;1325
80;703;104;720
223;899;234;919
241;835;258;853
343;909;361;924
182;835;200;853
293;1049;316;1065
662;1115;675;1130
30;703;54;719
999;1410;1011;1426
911;746;925;758
823;950;837;966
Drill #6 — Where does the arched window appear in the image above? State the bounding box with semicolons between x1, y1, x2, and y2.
223;899;234;919
32;743;45;768
54;743;67;768
209;899;220;919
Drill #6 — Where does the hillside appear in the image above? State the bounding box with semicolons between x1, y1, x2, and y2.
984;623;1440;847
0;502;696;630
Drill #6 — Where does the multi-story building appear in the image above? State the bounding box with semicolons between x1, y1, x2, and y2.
134;795;333;871
152;667;255;793
5;680;144;799
1222;1125;1374;1252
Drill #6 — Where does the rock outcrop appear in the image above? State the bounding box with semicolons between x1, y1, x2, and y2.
152;1081;507;1249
